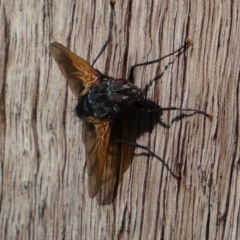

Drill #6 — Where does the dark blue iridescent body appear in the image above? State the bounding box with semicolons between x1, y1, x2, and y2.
75;70;141;120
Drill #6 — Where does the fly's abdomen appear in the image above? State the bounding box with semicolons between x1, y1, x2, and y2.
75;82;117;119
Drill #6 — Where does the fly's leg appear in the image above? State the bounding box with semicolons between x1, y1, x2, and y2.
117;140;181;180
153;107;213;120
135;102;213;120
92;1;116;66
128;39;194;82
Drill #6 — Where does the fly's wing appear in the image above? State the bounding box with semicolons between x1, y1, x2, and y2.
96;123;122;205
96;113;136;205
82;118;111;198
83;115;135;205
49;42;98;97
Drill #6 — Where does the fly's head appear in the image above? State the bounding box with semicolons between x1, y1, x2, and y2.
113;78;141;110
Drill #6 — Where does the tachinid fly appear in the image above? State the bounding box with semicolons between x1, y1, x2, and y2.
49;42;144;204
49;42;212;205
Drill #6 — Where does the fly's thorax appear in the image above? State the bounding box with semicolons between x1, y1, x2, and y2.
75;76;141;120
112;78;141;108
75;79;116;119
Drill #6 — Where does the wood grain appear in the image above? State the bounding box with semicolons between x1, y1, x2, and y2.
1;0;240;239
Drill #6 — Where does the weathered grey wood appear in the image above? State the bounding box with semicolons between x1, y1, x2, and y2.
1;0;240;239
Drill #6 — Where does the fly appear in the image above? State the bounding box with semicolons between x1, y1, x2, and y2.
49;1;212;205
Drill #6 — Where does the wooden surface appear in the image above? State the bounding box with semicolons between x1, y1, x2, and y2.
1;0;240;239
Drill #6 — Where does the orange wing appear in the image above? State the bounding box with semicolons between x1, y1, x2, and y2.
95;119;128;205
49;42;98;97
83;116;135;205
82;118;111;199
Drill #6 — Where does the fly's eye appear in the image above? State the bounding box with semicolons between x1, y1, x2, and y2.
113;94;128;108
113;78;128;90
